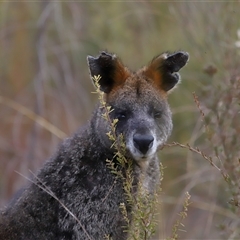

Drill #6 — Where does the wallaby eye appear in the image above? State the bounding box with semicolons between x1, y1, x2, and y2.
110;106;128;121
116;111;127;120
153;111;162;119
149;105;162;119
154;112;162;118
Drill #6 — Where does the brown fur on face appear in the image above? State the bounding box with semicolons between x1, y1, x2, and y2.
106;73;165;105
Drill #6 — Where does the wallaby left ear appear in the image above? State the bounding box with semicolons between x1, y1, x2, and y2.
144;51;189;92
87;51;130;93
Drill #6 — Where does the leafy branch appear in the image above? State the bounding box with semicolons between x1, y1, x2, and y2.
92;75;160;240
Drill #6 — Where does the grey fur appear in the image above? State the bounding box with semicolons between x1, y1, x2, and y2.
0;51;189;240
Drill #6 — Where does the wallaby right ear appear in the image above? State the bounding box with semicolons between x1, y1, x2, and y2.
144;51;189;92
87;51;130;93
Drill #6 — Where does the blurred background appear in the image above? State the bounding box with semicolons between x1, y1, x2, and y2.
0;1;240;239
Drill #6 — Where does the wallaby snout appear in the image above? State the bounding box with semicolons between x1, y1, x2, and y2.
133;133;154;155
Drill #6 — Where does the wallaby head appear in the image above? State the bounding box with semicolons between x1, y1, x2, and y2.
87;51;189;162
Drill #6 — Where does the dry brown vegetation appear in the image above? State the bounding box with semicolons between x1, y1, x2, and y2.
0;2;240;239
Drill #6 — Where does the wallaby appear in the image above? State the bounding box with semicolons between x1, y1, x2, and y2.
0;51;189;240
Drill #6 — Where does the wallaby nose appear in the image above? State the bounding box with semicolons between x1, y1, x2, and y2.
133;133;154;155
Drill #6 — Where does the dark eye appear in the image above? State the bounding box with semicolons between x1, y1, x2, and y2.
116;111;127;120
153;111;162;119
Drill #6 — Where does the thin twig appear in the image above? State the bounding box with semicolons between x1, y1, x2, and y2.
101;179;117;204
164;142;230;183
0;95;67;139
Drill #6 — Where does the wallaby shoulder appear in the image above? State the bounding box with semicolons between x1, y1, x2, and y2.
0;123;126;239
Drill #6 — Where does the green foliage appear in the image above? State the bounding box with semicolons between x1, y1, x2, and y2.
167;192;191;240
93;75;160;240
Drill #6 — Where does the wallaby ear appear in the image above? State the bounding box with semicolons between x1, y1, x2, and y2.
144;51;189;92
87;51;130;93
